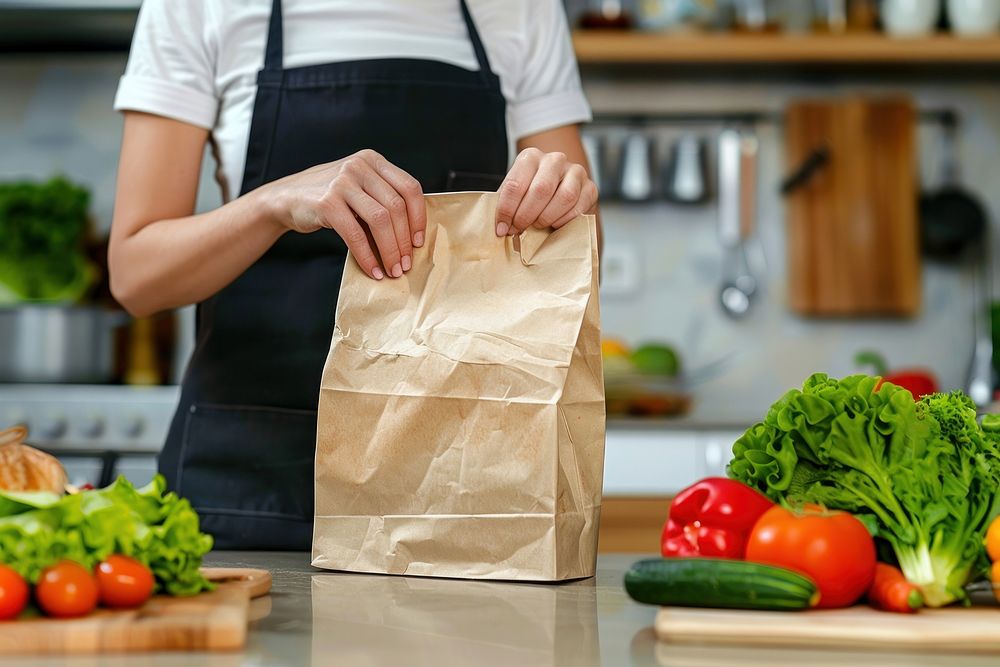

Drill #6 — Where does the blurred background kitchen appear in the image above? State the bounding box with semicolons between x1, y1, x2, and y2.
2;0;999;549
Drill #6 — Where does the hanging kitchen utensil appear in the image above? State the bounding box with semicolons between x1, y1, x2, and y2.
784;97;921;317
618;132;655;202
780;146;829;195
967;239;994;407
717;127;754;318
919;111;988;260
663;134;710;205
736;130;760;297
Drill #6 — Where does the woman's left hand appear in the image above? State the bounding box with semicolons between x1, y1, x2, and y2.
495;147;598;237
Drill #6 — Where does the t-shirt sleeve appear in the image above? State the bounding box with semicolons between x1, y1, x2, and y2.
507;0;591;140
113;0;219;129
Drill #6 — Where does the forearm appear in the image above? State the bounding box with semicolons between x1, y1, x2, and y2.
110;189;286;317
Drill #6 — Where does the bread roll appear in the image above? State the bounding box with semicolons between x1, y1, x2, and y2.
0;426;67;495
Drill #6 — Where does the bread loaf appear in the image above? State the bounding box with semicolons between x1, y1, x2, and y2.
0;426;67;495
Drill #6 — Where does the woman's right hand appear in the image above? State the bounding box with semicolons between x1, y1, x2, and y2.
265;149;426;280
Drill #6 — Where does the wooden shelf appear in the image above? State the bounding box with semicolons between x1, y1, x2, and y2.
573;31;1000;65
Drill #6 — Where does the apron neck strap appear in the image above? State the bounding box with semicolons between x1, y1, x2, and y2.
459;0;497;80
264;0;284;72
263;0;497;79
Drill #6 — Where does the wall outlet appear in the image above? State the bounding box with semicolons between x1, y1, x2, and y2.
601;243;641;296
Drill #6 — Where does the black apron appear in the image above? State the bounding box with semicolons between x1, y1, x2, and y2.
161;0;509;550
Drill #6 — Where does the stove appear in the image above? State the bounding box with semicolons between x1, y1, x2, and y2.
0;384;739;496
0;384;179;487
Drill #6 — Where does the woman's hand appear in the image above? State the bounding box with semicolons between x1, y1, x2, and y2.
494;147;599;237
266;149;426;280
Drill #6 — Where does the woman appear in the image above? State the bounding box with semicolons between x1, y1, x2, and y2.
109;0;599;550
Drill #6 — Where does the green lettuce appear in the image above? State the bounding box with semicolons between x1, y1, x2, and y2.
0;177;96;304
0;253;96;304
0;475;213;596
728;373;1000;607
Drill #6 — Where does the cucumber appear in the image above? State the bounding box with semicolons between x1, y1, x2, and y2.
624;558;819;611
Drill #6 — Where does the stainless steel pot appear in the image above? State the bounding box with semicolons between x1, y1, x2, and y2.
0;305;128;383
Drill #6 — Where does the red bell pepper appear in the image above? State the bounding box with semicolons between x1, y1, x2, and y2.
661;478;774;559
855;351;938;399
877;372;938;399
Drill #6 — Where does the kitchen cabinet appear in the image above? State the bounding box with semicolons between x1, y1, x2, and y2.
599;425;742;552
599;497;668;553
602;425;739;495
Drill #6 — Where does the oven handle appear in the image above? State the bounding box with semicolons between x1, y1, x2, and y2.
39;448;121;488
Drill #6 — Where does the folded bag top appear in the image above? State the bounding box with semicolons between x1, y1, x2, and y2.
313;191;605;581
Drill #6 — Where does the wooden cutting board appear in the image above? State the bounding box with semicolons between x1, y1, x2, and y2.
0;567;271;655
656;603;1000;653
785;97;921;316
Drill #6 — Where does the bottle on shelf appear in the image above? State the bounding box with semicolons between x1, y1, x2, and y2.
733;0;781;32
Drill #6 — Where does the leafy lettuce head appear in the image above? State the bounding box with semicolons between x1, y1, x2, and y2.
729;373;1000;607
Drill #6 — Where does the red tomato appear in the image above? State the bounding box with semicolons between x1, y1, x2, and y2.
0;565;29;620
746;505;876;609
96;555;155;609
36;560;99;618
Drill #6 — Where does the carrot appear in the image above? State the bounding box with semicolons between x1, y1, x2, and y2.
867;562;923;613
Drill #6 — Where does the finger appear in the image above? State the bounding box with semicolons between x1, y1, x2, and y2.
344;189;403;278
495;148;542;237
510;152;567;234
359;165;413;273
549;171;600;230
321;197;384;280
371;156;427;249
534;165;585;229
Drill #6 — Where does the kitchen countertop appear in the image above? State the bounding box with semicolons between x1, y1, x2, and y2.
3;551;998;666
607;417;754;432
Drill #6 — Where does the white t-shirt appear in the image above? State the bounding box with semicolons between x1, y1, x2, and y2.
113;0;591;201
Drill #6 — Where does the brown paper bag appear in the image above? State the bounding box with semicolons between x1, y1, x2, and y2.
311;191;604;581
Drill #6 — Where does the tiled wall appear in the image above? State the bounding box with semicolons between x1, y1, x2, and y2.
1;54;997;423
0;55;223;234
584;76;999;421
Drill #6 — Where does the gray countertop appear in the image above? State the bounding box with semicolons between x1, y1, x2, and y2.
607;417;753;432
3;551;997;666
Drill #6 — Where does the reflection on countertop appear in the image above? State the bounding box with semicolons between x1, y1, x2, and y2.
2;551;997;666
310;565;604;665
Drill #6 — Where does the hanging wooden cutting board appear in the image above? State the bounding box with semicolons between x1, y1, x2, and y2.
785;97;921;316
655;602;1000;653
0;567;271;655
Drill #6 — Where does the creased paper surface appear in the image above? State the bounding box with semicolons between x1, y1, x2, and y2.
312;191;604;581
